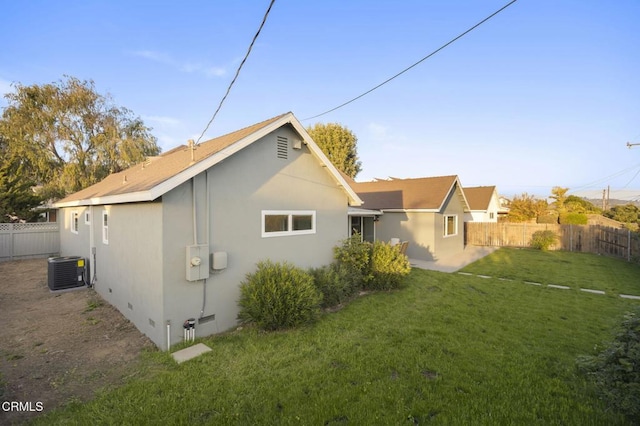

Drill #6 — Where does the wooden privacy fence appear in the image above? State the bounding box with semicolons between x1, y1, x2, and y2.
465;222;640;263
0;222;60;262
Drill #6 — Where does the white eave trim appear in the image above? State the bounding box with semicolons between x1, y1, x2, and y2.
348;207;382;216
54;190;155;208
382;208;440;213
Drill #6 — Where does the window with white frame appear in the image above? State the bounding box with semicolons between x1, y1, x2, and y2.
102;210;109;244
71;211;79;234
444;214;457;237
262;210;315;237
85;210;91;224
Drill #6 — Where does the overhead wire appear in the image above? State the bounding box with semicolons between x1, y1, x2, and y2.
302;0;518;121
568;162;640;192
195;0;276;144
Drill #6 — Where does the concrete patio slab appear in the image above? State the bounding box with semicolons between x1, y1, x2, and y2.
172;343;212;364
410;246;498;273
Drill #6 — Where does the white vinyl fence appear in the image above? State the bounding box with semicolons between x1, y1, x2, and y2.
0;222;59;261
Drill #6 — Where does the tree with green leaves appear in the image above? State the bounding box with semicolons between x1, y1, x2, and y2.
603;204;640;224
506;193;548;222
0;76;160;202
565;195;600;214
0;155;42;222
306;123;362;178
550;186;569;214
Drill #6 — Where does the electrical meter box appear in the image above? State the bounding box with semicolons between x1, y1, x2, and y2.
186;244;210;281
211;251;228;270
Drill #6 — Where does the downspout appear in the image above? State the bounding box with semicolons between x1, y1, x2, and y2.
200;170;210;319
89;205;97;287
192;178;198;246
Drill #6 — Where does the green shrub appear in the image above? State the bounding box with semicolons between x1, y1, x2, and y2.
530;230;557;251
559;212;588;225
309;263;358;308
365;241;412;290
333;234;373;287
238;261;321;331
536;214;558;224
577;308;640;423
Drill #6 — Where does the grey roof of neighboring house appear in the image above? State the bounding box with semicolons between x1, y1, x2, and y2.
54;112;362;207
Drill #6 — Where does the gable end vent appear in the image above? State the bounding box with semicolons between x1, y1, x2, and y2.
276;136;288;160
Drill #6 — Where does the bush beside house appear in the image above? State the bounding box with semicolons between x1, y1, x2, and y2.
238;261;322;331
238;235;412;330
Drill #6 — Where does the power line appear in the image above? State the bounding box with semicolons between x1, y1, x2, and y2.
196;0;276;144
623;167;640;188
302;0;518;121
569;162;640;192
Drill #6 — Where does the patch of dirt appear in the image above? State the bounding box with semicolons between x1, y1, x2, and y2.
0;259;155;424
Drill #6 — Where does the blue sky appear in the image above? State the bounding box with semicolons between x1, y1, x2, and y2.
1;0;639;200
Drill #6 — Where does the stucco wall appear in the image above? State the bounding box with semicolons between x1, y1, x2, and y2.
433;184;466;259
372;184;466;261
161;125;349;347
61;203;165;347
59;207;92;259
375;212;437;260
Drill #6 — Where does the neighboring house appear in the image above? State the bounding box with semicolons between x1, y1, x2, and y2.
463;186;501;223
347;175;469;261
54;112;362;350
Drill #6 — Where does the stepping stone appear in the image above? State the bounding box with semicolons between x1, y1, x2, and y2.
548;284;570;290
457;272;473;276
171;343;212;364
619;294;640;300
498;278;514;282
477;275;492;279
524;281;542;286
581;288;605;295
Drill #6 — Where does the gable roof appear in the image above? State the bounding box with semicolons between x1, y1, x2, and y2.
54;112;362;207
463;186;497;211
348;175;469;212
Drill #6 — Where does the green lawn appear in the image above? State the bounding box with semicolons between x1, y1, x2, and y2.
37;248;640;425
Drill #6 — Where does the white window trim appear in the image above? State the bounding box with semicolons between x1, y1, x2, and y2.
443;214;458;237
71;211;79;234
102;210;109;245
84;211;91;224
261;210;316;238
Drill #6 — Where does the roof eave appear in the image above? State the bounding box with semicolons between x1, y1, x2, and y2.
53;190;155;208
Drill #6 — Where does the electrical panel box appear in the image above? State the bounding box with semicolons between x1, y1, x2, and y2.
186;244;210;281
211;251;228;270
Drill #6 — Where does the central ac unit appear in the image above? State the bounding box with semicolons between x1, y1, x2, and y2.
47;256;88;291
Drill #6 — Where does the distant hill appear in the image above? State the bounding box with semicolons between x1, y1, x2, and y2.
583;198;640;209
